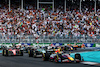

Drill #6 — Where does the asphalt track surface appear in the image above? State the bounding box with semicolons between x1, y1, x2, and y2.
0;53;99;67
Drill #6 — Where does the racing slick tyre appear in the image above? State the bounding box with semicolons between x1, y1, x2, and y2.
28;50;33;57
2;50;4;56
33;52;36;58
42;53;46;61
75;53;81;63
5;50;8;56
42;53;49;61
26;49;28;53
20;50;23;56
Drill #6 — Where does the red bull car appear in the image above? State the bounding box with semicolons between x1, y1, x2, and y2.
50;52;82;63
2;47;23;56
42;50;83;63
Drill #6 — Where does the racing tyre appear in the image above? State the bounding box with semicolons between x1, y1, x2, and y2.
42;54;45;61
75;54;81;60
42;53;46;61
42;53;49;61
75;53;81;63
33;52;36;58
5;50;8;56
29;50;33;57
20;50;23;56
26;49;28;53
2;50;4;56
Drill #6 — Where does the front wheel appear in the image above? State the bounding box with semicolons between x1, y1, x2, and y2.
28;50;33;57
33;52;36;58
42;53;46;61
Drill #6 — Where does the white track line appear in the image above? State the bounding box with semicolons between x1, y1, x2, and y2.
81;61;99;65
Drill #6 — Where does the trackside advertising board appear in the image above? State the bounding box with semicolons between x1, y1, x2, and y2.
96;43;100;47
1;43;100;48
84;43;95;47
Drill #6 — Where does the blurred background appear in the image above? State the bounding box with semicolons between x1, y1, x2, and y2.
0;0;100;44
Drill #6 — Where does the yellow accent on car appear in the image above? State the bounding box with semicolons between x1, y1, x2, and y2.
43;53;45;57
71;47;73;50
69;57;74;61
57;54;59;60
19;51;21;54
4;50;6;55
28;50;30;54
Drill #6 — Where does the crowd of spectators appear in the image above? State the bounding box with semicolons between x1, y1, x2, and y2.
0;1;100;41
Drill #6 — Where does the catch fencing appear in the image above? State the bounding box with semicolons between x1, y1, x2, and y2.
0;35;100;43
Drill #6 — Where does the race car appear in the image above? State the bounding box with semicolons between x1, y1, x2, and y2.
24;46;33;53
42;46;62;61
42;49;83;63
61;45;73;51
28;48;45;57
28;46;55;57
2;47;23;56
42;49;55;61
53;53;74;63
53;52;83;63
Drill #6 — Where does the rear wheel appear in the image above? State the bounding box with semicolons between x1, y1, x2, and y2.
2;50;4;56
33;52;36;58
5;50;8;56
20;50;23;56
28;50;33;57
42;56;45;61
42;53;46;61
42;53;49;61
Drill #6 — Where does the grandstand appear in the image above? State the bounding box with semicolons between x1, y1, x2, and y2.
0;0;100;44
